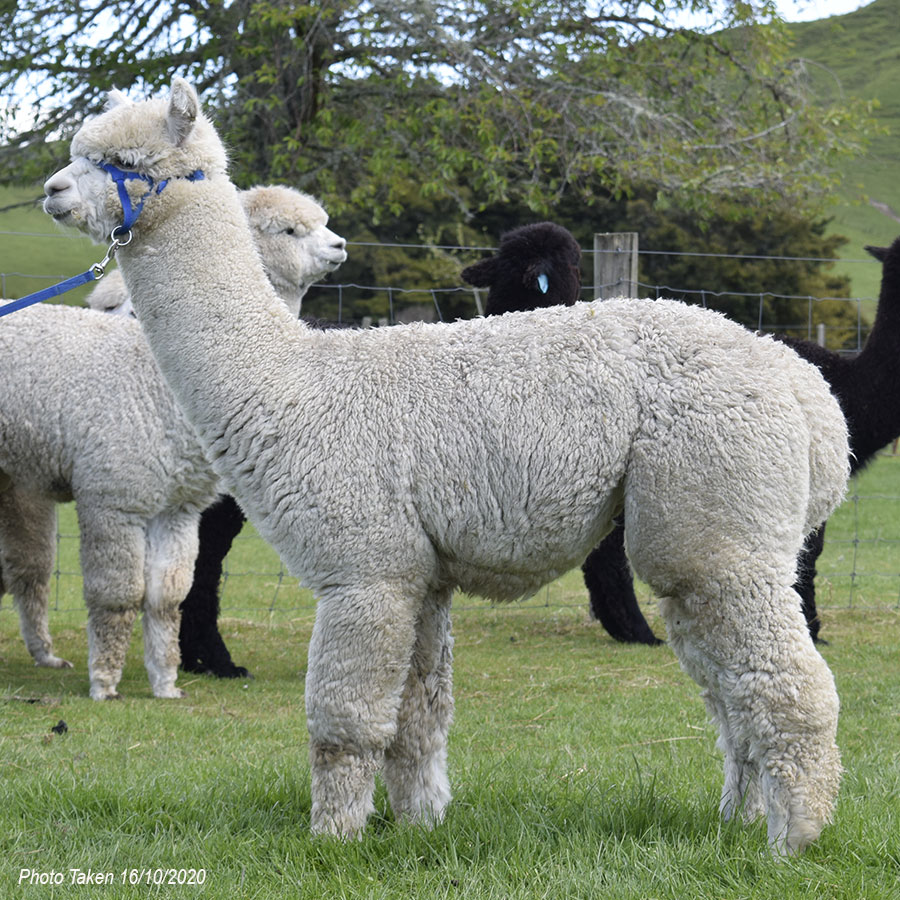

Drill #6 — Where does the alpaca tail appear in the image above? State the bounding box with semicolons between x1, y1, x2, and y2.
776;341;850;532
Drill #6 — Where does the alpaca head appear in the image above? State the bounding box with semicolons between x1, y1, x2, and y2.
85;269;134;317
461;222;582;316
84;186;348;319
43;78;227;244
864;235;900;284
862;236;900;330
240;186;348;317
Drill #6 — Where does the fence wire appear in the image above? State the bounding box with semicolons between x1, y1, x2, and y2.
3;240;898;614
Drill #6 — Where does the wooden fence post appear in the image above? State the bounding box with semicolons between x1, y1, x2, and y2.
593;232;639;299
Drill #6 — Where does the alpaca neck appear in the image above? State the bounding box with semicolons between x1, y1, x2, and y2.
270;275;305;319
838;265;900;465
117;176;303;442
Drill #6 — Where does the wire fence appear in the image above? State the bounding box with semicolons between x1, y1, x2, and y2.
3;236;899;615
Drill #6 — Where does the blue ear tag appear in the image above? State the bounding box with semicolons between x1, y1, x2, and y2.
537;273;549;294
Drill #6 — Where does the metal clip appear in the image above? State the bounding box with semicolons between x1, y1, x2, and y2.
90;229;134;279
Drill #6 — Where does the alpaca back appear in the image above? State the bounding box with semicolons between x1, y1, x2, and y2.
0;303;217;513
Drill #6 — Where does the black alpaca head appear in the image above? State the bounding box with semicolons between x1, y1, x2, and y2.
461;222;582;316
859;236;900;346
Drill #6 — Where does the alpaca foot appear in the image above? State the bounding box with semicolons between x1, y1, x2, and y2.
153;685;186;699
35;654;74;669
180;659;251;678
309;745;378;838
90;687;122;701
207;662;251;679
768;809;824;857
384;751;452;828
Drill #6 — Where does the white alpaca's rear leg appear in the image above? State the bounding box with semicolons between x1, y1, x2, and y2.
80;511;145;700
753;636;841;856
383;587;454;827
660;590;841;856
0;488;72;668
702;691;764;824
305;584;421;838
141;511;199;699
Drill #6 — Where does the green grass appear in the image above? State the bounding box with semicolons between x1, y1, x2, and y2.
1;605;898;899
2;456;900;897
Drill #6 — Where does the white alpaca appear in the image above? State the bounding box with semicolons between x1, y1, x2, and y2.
0;186;345;698
0;305;217;699
85;185;346;318
43;78;849;855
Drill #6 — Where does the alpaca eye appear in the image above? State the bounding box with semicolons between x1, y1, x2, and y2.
284;227;295;235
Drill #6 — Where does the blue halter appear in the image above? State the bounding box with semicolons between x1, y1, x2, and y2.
0;161;205;318
97;161;205;236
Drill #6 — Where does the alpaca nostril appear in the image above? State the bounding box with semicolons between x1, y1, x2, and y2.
43;174;72;197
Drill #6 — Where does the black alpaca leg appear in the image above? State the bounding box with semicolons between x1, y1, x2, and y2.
179;494;250;677
582;519;662;645
795;524;827;644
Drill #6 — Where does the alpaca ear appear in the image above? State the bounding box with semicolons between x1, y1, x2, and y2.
461;258;498;287
166;78;200;147
865;244;888;263
106;89;130;109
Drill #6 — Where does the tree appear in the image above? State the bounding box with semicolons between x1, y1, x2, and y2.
299;180;859;345
0;0;874;220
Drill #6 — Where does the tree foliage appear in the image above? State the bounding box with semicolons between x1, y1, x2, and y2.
0;0;873;219
301;180;859;348
0;1;873;335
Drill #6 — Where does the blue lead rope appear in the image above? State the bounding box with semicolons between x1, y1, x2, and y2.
0;269;100;318
0;161;204;319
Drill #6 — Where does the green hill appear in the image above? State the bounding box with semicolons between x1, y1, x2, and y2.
789;0;900;298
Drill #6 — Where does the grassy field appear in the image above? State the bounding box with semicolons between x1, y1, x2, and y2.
2;455;900;897
790;0;900;300
2;606;898;898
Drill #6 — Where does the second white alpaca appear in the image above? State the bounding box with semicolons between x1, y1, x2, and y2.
85;185;346;318
0;186;345;698
43;78;849;856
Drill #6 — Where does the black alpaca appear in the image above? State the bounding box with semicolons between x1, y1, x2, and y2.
462;221;661;645
777;238;900;639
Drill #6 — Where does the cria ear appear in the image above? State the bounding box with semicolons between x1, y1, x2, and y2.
865;244;888;263
166;77;200;147
461;257;499;287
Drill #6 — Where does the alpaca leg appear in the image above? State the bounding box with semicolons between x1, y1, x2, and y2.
383;586;454;826
0;488;72;668
179;494;249;677
702;690;764;824
659;589;840;856
582;517;662;645
794;525;826;644
305;583;422;837
79;512;146;700
142;511;200;698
